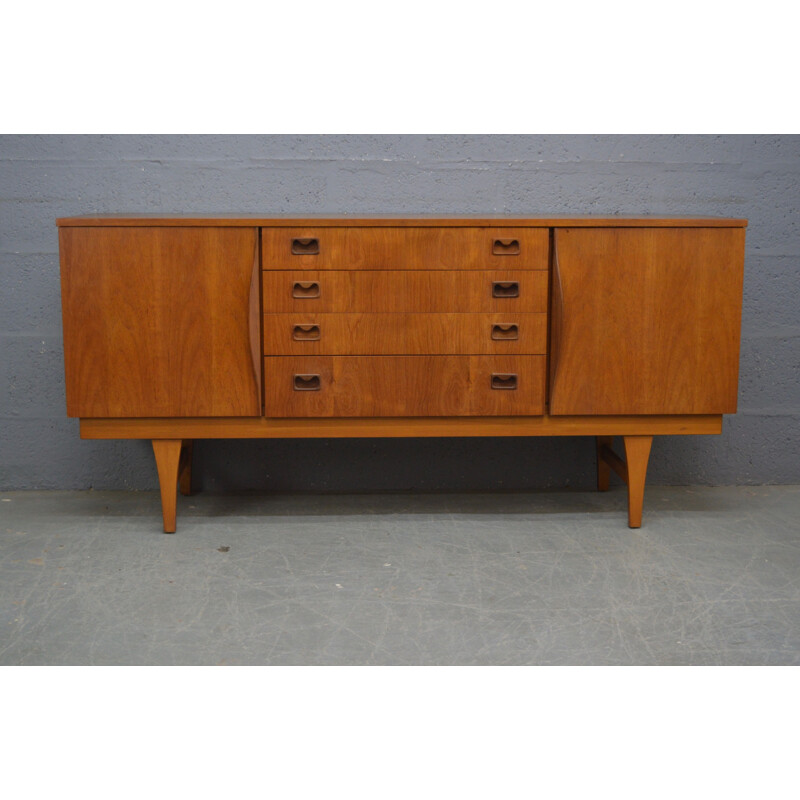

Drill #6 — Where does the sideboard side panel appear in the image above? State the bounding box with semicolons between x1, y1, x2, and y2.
60;226;261;417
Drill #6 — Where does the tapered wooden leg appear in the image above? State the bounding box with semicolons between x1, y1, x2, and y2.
178;440;194;496
152;439;182;533
596;436;614;491
623;435;653;529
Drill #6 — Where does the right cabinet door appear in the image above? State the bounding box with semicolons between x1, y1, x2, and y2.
550;227;745;415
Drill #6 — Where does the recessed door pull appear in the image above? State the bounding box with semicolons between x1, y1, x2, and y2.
492;239;520;255
292;324;321;341
292;281;320;298
491;373;518;390
491;323;519;340
293;374;321;391
492;281;520;298
291;237;320;255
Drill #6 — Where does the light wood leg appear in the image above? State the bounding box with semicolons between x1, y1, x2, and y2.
152;439;183;533
623;435;653;529
178;440;194;496
596;436;614;491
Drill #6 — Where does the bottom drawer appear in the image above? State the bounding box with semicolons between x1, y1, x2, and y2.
264;355;545;417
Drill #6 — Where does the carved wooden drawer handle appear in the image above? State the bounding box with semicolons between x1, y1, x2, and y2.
491;323;519;340
292;281;320;298
492;238;520;255
492;281;520;298
293;374;321;391
491;373;518;390
292;324;321;341
291;237;320;255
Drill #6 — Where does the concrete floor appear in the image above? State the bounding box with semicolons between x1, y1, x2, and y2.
1;485;799;665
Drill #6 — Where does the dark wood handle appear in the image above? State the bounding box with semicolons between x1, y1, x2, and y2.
293;374;321;391
492;281;520;298
292;324;321;341
291;237;320;255
491;373;518;390
292;281;320;298
492;238;520;255
491;323;519;341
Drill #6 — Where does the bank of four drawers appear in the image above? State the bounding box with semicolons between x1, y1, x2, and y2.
261;228;549;417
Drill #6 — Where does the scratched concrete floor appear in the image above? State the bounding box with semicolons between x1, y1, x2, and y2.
1;486;799;665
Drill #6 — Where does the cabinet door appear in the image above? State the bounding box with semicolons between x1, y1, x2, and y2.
550;227;745;415
60;227;261;417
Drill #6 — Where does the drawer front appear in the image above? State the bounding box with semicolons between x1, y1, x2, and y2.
263;270;549;313
263;313;547;355
265;356;545;417
262;228;549;270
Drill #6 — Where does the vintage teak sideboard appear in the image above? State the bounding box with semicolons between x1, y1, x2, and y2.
57;216;747;532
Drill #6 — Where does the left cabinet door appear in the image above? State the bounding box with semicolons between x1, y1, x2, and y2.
60;227;261;417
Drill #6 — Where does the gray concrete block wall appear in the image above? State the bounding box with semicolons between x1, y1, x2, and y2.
1;134;798;491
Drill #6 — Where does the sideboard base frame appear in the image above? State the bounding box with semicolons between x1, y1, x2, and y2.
79;415;722;533
80;414;721;440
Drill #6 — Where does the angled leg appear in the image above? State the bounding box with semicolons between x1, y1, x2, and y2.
596;436;614;491
623;435;653;529
152;439;183;533
179;440;194;496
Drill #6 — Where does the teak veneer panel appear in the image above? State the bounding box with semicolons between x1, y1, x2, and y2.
262;270;549;313
261;228;549;270
264;355;546;417
59;226;261;417
57;215;748;228
80;415;724;439
550;227;745;415
262;312;547;355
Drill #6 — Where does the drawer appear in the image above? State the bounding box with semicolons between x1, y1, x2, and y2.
263;313;547;355
263;270;549;313
261;227;549;270
264;355;546;417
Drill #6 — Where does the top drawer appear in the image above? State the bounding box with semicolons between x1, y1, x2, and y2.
261;227;549;270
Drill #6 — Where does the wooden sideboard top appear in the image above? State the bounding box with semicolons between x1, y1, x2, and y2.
56;214;748;228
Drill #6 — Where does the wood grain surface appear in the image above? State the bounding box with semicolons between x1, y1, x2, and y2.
57;215;748;228
263;355;546;417
262;270;548;313
262;312;547;355
60;226;261;417
80;414;722;439
550;227;745;415
261;228;549;269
